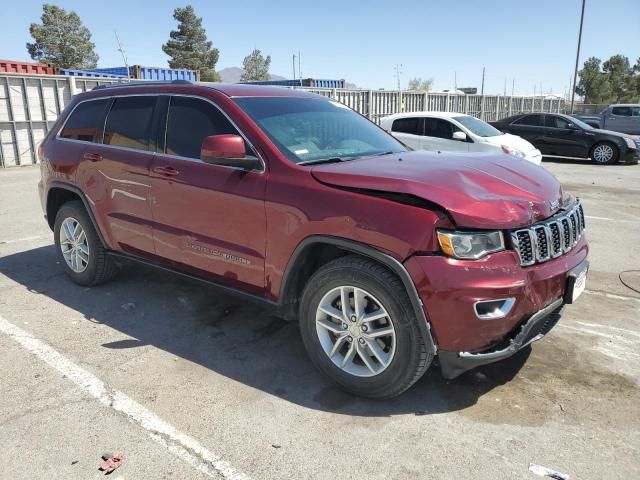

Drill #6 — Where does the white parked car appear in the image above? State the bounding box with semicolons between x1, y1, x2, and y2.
380;112;542;165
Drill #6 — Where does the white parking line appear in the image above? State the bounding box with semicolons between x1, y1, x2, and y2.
0;313;252;480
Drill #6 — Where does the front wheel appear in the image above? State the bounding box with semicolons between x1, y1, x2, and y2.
53;200;118;286
299;255;432;399
590;142;618;165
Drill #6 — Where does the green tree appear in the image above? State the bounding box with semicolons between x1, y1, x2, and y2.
27;4;98;69
407;77;433;91
575;57;612;104
240;49;271;81
162;5;220;82
602;54;633;102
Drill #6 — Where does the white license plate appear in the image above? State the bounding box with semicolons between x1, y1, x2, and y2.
572;269;587;302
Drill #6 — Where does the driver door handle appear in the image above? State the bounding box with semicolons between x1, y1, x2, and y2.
153;166;180;176
83;152;103;162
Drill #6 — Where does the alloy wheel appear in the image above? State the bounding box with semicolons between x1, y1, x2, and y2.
315;285;396;377
592;144;614;163
59;217;90;273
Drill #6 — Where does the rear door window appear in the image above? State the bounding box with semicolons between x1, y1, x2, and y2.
544;115;572;129
165;96;238;159
59;99;110;143
611;106;632;116
391;117;422;135
103;96;157;151
513;114;543;126
424;118;459;139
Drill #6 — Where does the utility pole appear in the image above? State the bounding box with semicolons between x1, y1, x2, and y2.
394;64;403;90
114;30;129;78
570;0;586;113
292;54;296;81
504;77;507;96
480;67;485;96
512;78;515;96
298;51;301;79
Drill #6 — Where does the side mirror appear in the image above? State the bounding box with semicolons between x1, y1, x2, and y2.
567;123;579;130
200;134;261;171
452;131;467;142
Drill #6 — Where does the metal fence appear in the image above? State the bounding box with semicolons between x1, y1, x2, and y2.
308;88;564;124
0;72;566;167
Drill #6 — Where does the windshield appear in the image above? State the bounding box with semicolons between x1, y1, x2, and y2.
234;97;406;164
570;117;594;130
453;115;503;137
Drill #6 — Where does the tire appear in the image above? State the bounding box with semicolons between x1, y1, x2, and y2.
53;200;117;286
299;255;432;399
590;141;619;165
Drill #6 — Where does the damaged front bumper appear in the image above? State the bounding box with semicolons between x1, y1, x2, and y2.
438;298;565;379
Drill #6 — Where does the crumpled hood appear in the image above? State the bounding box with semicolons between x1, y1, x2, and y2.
311;151;564;229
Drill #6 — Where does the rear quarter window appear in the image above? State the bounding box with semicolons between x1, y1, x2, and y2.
59;98;110;143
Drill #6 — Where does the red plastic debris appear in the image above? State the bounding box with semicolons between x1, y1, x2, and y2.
99;453;124;474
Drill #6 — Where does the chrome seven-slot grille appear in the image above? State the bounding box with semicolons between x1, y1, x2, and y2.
510;201;586;266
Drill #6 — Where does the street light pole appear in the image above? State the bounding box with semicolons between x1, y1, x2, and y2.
570;0;586;114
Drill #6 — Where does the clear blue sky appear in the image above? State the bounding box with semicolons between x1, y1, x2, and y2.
1;0;638;94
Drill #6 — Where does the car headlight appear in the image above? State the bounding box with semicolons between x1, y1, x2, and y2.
501;145;526;158
623;137;636;149
437;230;505;259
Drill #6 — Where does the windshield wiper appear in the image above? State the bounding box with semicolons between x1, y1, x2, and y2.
298;157;347;166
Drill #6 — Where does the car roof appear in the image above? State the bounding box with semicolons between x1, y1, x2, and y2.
85;81;326;99
609;103;640;107
381;111;469;122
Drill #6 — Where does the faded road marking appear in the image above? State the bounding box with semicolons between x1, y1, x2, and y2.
585;215;637;223
0;234;51;245
0;313;252;480
585;289;640;303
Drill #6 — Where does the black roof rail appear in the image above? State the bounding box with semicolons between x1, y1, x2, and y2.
92;79;194;90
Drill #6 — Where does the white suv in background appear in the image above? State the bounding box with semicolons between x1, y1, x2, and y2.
380;112;542;165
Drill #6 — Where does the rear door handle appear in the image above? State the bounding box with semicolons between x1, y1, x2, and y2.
83;152;103;162
153;166;180;176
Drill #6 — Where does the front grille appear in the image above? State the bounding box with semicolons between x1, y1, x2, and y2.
510;201;585;266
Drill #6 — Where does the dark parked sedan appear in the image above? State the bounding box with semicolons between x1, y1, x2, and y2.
491;113;639;165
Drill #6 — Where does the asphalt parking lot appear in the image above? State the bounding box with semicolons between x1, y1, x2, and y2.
1;159;639;480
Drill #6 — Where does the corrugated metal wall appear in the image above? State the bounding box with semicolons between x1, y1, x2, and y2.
0;72;565;167
0;74;122;166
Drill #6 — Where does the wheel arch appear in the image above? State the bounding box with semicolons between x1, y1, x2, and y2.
46;181;108;248
280;235;437;354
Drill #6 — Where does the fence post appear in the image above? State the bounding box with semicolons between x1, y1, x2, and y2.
445;93;450;112
508;96;513;117
367;90;373;120
480;96;485;120
331;88;337;100
68;76;79;96
423;92;428;111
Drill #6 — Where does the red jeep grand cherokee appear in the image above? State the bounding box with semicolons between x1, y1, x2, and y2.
38;81;589;398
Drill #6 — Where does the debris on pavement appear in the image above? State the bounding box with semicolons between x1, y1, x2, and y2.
271;444;281;449
99;453;124;474
120;302;136;311
529;462;570;479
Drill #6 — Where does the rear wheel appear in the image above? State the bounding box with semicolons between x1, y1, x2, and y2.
54;201;117;286
590;142;618;165
299;255;432;399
